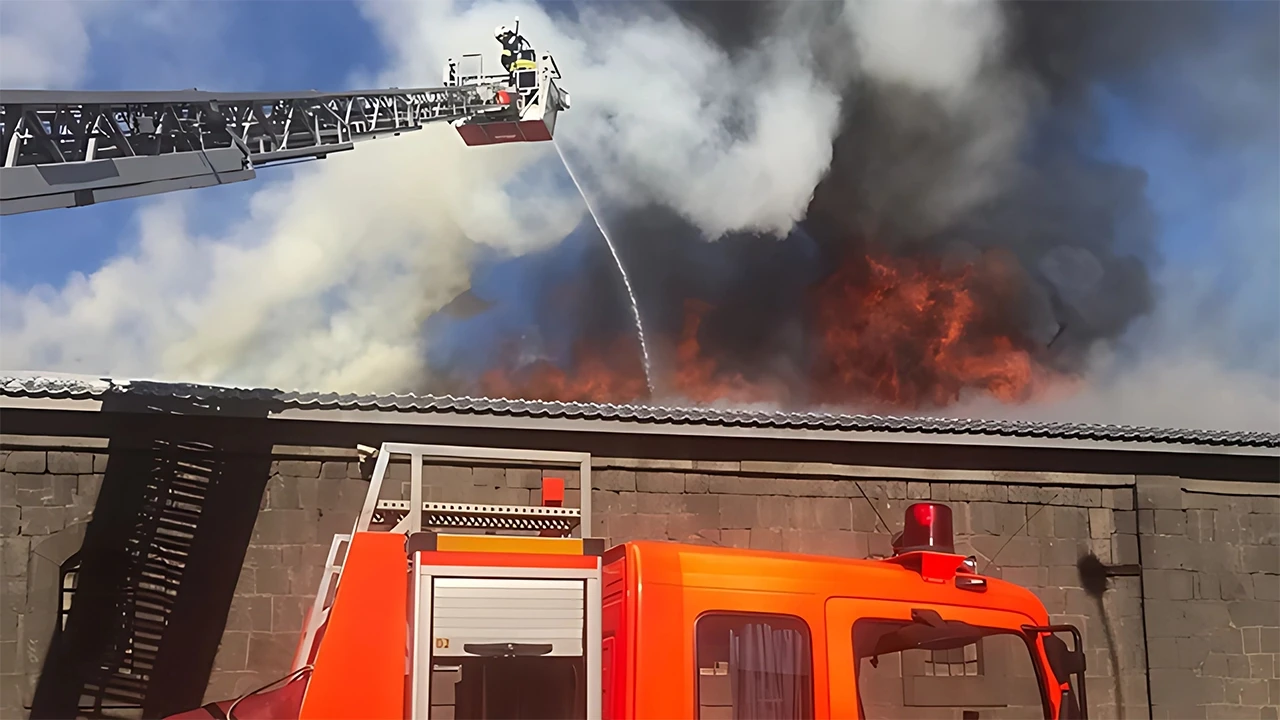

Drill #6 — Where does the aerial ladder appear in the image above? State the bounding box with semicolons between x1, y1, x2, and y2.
0;20;569;217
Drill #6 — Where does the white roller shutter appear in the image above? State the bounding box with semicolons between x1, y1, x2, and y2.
431;577;585;657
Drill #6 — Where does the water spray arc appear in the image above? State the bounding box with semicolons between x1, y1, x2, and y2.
555;142;656;397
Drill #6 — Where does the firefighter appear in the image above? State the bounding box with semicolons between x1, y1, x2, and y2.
495;25;537;86
495;25;522;76
443;57;458;86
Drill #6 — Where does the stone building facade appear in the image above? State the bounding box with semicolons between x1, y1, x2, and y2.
0;377;1276;719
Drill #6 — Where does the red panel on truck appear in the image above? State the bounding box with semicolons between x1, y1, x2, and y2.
299;532;407;719
456;120;552;146
517;119;553;142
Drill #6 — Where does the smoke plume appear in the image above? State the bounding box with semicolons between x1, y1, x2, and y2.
431;0;1279;432
1;0;1276;433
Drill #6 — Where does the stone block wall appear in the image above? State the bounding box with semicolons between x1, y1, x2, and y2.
0;447;106;718
1137;477;1280;720
2;436;1276;719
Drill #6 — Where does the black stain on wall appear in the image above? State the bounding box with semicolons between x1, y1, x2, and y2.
29;387;280;719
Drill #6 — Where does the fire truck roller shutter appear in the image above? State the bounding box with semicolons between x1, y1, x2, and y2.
432;577;586;657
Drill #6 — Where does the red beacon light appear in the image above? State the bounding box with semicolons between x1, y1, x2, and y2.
890;503;980;588
896;502;956;555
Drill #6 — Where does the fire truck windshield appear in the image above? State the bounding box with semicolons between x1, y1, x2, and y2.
852;617;1050;719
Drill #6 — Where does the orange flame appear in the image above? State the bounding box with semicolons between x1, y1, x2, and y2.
477;247;1051;409
812;251;1037;408
480;336;648;403
669;299;788;405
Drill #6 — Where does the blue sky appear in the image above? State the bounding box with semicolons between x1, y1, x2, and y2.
0;0;384;287
1;0;1276;404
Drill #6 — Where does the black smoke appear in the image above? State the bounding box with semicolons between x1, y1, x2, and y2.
426;0;1279;410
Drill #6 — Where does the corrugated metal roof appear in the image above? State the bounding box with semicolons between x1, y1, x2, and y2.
1;373;1276;449
1;373;111;398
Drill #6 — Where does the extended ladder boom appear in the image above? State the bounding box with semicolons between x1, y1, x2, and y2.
1;17;570;217
0;85;505;216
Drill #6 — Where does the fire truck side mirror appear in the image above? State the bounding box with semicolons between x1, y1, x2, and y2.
1041;631;1088;719
1043;634;1085;677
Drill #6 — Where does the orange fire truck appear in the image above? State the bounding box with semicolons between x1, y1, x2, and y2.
168;442;1088;720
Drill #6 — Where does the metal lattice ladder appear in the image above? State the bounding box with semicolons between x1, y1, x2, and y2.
292;533;350;672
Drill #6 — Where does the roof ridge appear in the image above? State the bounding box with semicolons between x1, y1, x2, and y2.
2;373;1277;448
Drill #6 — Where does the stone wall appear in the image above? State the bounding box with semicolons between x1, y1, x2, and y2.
1137;477;1280;720
0;446;106;718
2;437;1276;719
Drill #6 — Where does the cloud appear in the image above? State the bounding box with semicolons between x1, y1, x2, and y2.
0;0;234;90
0;0;106;88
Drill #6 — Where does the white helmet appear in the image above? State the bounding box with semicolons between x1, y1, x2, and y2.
495;25;509;39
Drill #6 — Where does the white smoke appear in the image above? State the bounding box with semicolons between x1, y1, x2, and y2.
358;0;1027;241
845;0;1002;98
361;0;851;240
0;132;579;391
842;0;1036;237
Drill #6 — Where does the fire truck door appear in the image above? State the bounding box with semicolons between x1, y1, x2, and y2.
412;570;601;720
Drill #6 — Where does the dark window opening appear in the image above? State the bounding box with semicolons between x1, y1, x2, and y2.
695;613;814;719
430;657;585;720
853;617;1048;719
58;553;81;636
55;552;146;714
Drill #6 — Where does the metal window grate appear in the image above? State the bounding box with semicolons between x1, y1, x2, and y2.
924;642;982;677
59;554;80;632
374;499;581;534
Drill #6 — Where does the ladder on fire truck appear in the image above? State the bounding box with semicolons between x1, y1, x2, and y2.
0;20;569;216
291;442;602;720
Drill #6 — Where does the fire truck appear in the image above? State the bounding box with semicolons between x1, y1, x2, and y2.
169;442;1089;720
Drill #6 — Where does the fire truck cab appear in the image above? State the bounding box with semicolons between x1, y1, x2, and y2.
171;443;1088;720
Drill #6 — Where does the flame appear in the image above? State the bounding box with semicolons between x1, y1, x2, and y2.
811;251;1037;408
669;299;788;405
475;247;1052;409
479;336;648;403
